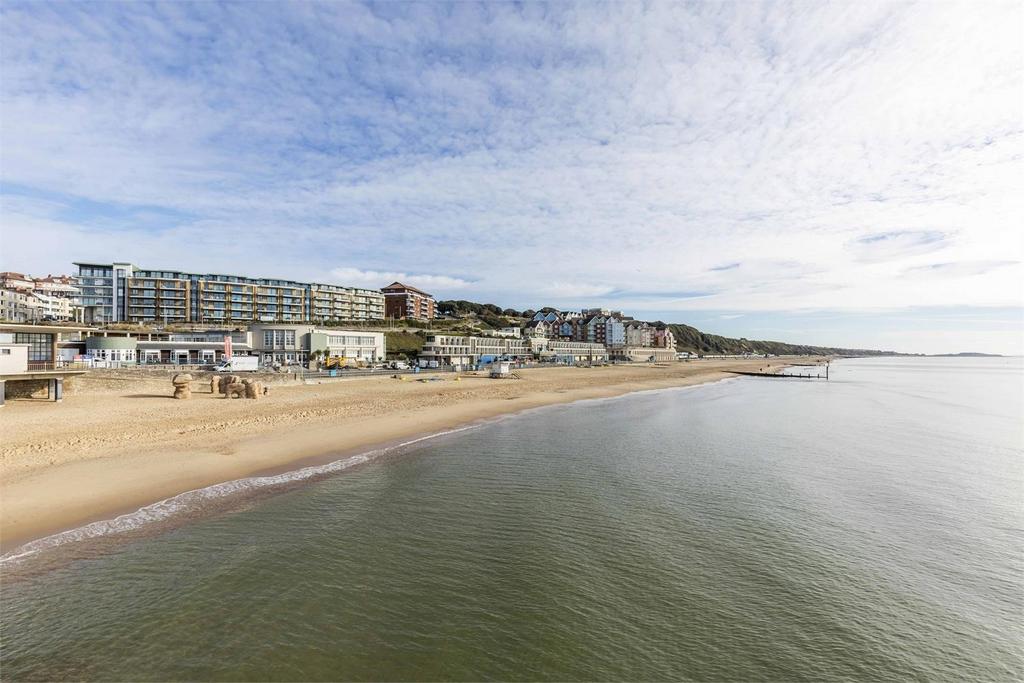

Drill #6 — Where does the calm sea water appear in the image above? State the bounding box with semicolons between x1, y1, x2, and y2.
2;357;1022;681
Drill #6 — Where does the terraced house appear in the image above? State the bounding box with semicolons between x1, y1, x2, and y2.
73;262;384;325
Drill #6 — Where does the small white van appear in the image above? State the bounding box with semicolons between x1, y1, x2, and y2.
214;357;259;372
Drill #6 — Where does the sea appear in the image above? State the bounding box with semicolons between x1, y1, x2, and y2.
1;357;1021;681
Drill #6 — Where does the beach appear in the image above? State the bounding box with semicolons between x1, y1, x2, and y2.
1;358;796;552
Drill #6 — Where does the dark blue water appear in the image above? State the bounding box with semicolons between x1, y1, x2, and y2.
2;357;1022;681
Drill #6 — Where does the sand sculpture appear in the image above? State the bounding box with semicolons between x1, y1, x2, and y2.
242;378;262;400
207;374;264;399
172;373;193;400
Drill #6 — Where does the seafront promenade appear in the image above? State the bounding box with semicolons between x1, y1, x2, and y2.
0;358;803;551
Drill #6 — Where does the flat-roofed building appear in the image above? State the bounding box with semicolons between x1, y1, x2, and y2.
419;334;473;366
0;324;92;405
73;262;384;325
538;339;609;365
419;334;530;367
252;323;385;366
1;288;33;322
382;282;436;320
310;329;385;364
616;347;677;362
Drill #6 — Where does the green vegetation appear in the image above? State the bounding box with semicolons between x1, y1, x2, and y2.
437;300;519;317
384;331;425;359
662;323;892;356
436;299;521;330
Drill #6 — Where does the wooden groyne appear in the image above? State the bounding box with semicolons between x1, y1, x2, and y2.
728;361;830;380
728;371;826;380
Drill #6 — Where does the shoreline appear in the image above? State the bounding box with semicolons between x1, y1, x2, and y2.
1;359;805;554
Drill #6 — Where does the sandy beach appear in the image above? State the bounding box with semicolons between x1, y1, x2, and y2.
0;358;801;552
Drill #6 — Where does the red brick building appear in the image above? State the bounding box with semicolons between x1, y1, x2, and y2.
382;281;436;320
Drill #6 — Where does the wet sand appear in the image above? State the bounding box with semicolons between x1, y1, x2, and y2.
0;358;798;552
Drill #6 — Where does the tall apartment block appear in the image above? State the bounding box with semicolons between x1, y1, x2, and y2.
74;262;385;325
381;281;436;320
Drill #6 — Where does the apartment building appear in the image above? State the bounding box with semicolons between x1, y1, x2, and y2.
528;311;581;340
1;288;80;322
33;275;79;299
625;321;654;347
1;288;34;322
310;283;385;322
652;327;676;349
579;315;625;347
0;272;34;290
419;334;531;367
1;272;82;322
382;282;436;320
73;262;384;325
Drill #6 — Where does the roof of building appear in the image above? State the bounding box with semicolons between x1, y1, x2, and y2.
381;281;433;298
0;323;97;333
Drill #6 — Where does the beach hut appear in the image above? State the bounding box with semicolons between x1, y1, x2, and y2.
489;361;511;378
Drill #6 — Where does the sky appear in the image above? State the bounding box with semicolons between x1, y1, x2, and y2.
1;1;1021;354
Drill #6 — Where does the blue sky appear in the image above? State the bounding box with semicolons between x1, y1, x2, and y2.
1;1;1021;353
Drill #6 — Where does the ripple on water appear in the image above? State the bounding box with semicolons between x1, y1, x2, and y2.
2;358;1022;681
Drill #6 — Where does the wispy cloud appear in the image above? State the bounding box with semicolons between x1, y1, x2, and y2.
848;230;949;263
903;260;1018;279
536;282;616;299
0;0;1020;316
329;267;472;293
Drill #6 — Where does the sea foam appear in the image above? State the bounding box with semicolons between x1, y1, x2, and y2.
1;424;480;566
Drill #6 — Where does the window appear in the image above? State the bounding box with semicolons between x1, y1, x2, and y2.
263;329;296;349
14;333;52;362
